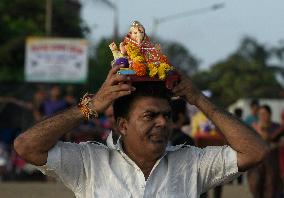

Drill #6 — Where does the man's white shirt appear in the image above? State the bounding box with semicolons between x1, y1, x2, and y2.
38;133;241;198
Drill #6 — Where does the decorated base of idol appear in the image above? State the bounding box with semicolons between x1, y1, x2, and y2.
109;21;180;89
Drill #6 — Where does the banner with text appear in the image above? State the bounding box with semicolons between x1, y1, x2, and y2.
25;37;88;83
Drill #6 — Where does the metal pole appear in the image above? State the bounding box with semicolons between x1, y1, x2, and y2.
152;3;225;36
113;6;119;39
45;0;52;36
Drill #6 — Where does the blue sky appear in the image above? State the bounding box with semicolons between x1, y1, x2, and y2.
82;0;284;69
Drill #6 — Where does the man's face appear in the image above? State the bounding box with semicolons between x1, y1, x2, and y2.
251;104;259;115
50;86;61;99
119;97;172;158
258;108;270;124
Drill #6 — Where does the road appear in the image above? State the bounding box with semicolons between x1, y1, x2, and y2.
0;181;252;198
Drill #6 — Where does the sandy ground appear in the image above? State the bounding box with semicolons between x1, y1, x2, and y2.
0;181;253;198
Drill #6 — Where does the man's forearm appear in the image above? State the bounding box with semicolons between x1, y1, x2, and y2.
194;94;268;171
14;106;83;165
14;66;133;166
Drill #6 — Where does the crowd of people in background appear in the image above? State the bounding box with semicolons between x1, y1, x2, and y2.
0;86;284;197
245;100;284;198
0;85;109;181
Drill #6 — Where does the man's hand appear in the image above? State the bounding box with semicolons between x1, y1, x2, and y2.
172;72;202;105
14;65;136;166
172;71;268;171
92;65;136;113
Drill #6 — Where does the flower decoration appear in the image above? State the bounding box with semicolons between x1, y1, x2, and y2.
109;21;175;80
125;43;141;60
159;55;168;63
132;62;147;76
158;63;173;80
148;63;158;77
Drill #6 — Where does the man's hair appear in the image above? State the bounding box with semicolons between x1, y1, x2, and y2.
250;99;259;107
170;99;187;123
113;82;172;121
234;108;243;118
260;104;271;115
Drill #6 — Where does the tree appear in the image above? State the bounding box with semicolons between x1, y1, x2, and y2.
87;37;115;92
0;0;88;82
161;41;200;75
192;37;283;107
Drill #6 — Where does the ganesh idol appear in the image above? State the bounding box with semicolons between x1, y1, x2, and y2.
109;21;173;80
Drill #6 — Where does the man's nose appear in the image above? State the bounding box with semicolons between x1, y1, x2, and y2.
155;115;168;127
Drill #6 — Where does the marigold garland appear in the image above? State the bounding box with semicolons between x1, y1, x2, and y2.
125;43;141;60
125;43;173;79
132;62;147;76
133;55;145;63
158;63;173;80
159;55;168;63
148;63;158;77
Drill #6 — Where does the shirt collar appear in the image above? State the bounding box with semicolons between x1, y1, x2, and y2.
106;131;185;152
106;131;119;150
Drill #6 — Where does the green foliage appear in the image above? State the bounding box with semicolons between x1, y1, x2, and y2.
161;41;200;75
52;0;89;37
0;0;88;82
87;38;117;92
192;37;282;107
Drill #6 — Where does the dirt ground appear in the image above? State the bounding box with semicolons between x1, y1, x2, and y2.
0;181;252;198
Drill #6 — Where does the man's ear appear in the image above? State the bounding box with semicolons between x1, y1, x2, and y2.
117;117;128;136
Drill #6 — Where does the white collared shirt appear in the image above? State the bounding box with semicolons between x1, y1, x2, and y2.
38;133;240;198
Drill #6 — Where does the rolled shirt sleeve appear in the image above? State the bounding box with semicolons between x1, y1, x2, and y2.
197;145;241;193
37;141;87;194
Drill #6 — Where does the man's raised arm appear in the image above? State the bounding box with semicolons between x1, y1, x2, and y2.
14;66;135;166
172;74;269;171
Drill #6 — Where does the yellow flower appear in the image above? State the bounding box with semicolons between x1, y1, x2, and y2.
125;43;140;58
157;63;173;80
147;63;157;77
157;67;166;80
133;56;145;63
124;43;174;79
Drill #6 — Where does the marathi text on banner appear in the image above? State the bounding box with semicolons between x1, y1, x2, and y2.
25;37;88;83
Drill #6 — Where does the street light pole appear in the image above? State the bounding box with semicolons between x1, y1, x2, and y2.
152;3;225;36
93;0;118;39
45;0;53;36
113;5;119;39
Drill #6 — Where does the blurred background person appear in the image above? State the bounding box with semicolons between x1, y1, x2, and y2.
170;98;194;146
0;142;9;181
269;109;284;195
234;108;243;120
191;108;226;198
64;85;77;107
42;85;68;117
247;104;282;198
245;99;259;126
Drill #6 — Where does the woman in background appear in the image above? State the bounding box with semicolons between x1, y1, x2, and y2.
248;105;282;198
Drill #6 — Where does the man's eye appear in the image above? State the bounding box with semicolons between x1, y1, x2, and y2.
144;114;154;120
164;112;172;119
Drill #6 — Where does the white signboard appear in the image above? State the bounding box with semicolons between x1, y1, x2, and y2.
25;37;88;83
